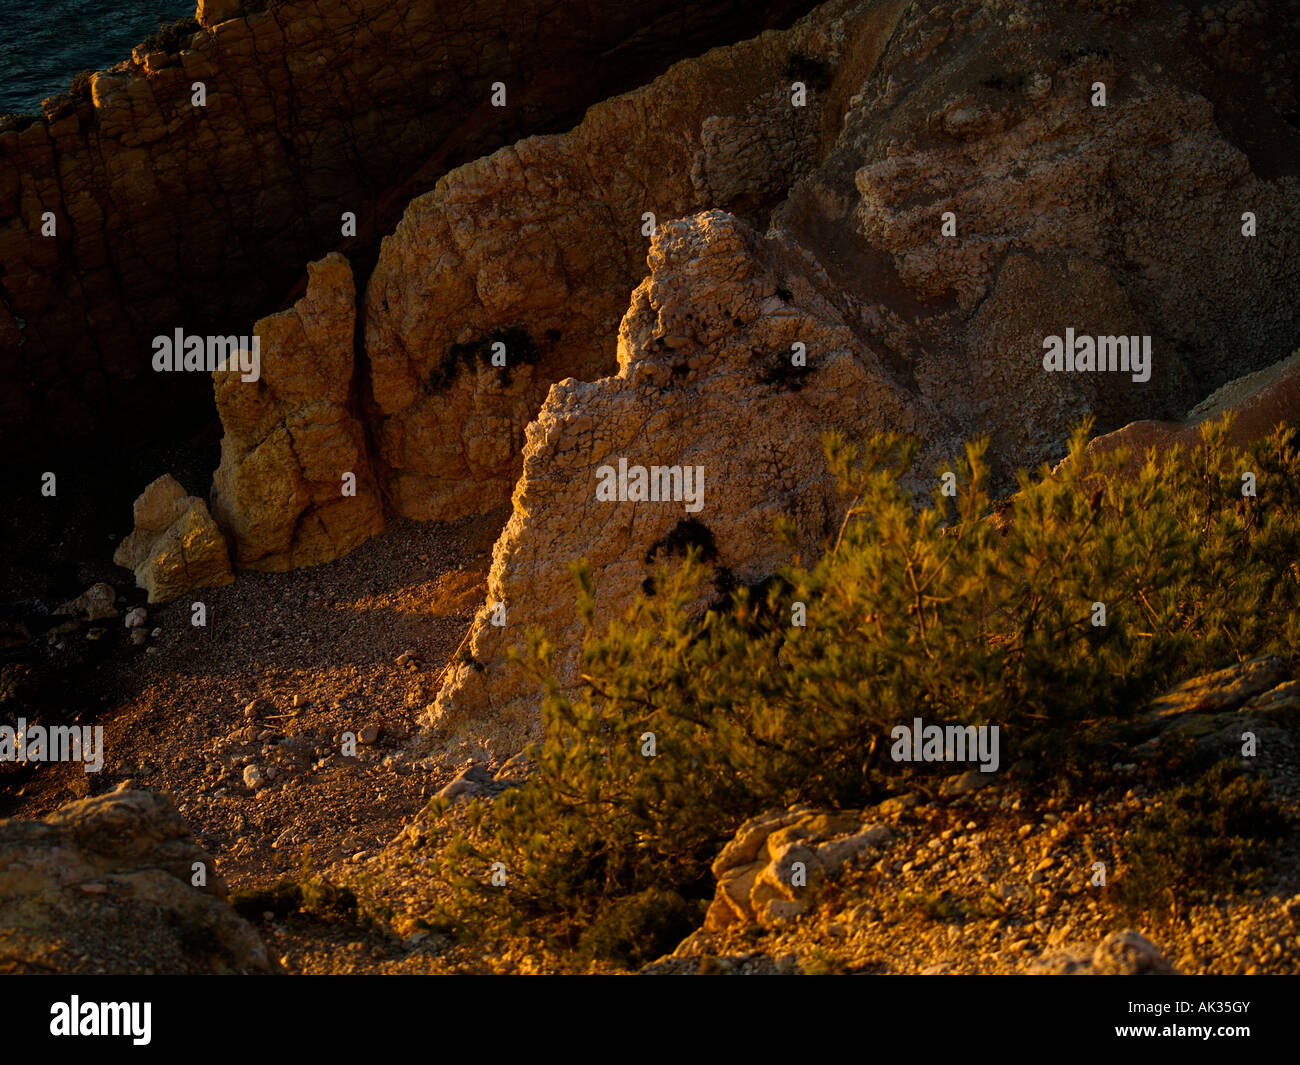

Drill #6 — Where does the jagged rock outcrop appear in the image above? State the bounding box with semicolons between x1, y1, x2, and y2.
426;0;1300;753
425;210;945;755
0;788;267;974
772;0;1300;475
363;0;908;521
0;0;819;462
114;473;234;603
1128;656;1300;761
211;253;383;571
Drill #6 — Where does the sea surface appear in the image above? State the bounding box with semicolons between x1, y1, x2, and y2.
0;1;195;115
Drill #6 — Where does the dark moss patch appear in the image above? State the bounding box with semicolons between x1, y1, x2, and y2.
229;877;358;927
783;53;834;92
756;345;812;391
425;326;543;393
140;17;201;55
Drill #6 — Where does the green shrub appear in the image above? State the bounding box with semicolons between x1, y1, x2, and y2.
1120;760;1289;914
430;414;1300;943
574;887;702;968
140;17;201;56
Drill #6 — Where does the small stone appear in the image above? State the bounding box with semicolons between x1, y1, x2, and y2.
124;607;148;628
245;698;272;720
55;583;119;621
130;629;148;646
358;724;380;745
243;765;267;790
292;693;307;708
943;770;992;797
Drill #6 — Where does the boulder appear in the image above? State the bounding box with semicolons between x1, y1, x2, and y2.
53;583;118;622
0;788;268;974
1028;930;1178;975
114;474;234;603
702;806;890;930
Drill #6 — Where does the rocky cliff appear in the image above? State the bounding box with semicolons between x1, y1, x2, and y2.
0;0;818;462
417;0;1300;756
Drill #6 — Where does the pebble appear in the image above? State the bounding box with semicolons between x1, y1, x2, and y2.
124;607;148;628
292;693;307;708
243;765;267;791
129;630;148;646
358;724;380;745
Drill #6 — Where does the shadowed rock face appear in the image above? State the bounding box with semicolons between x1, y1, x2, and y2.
0;788;268;974
0;0;820;463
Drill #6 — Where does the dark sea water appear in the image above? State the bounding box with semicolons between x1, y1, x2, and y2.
0;1;196;115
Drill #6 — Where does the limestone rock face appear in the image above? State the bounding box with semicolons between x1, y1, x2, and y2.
426;0;1300;752
0;0;819;462
114;474;234;603
425;210;945;755
773;0;1300;477
0;788;268;974
363;0;908;521
211;253;384;571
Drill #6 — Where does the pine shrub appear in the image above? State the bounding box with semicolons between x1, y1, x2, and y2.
430;414;1300;947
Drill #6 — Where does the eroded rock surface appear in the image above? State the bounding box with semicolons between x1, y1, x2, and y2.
425;210;945;755
426;0;1300;754
211;253;384;571
114;473;234;603
363;0;908;521
0;788;267;974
